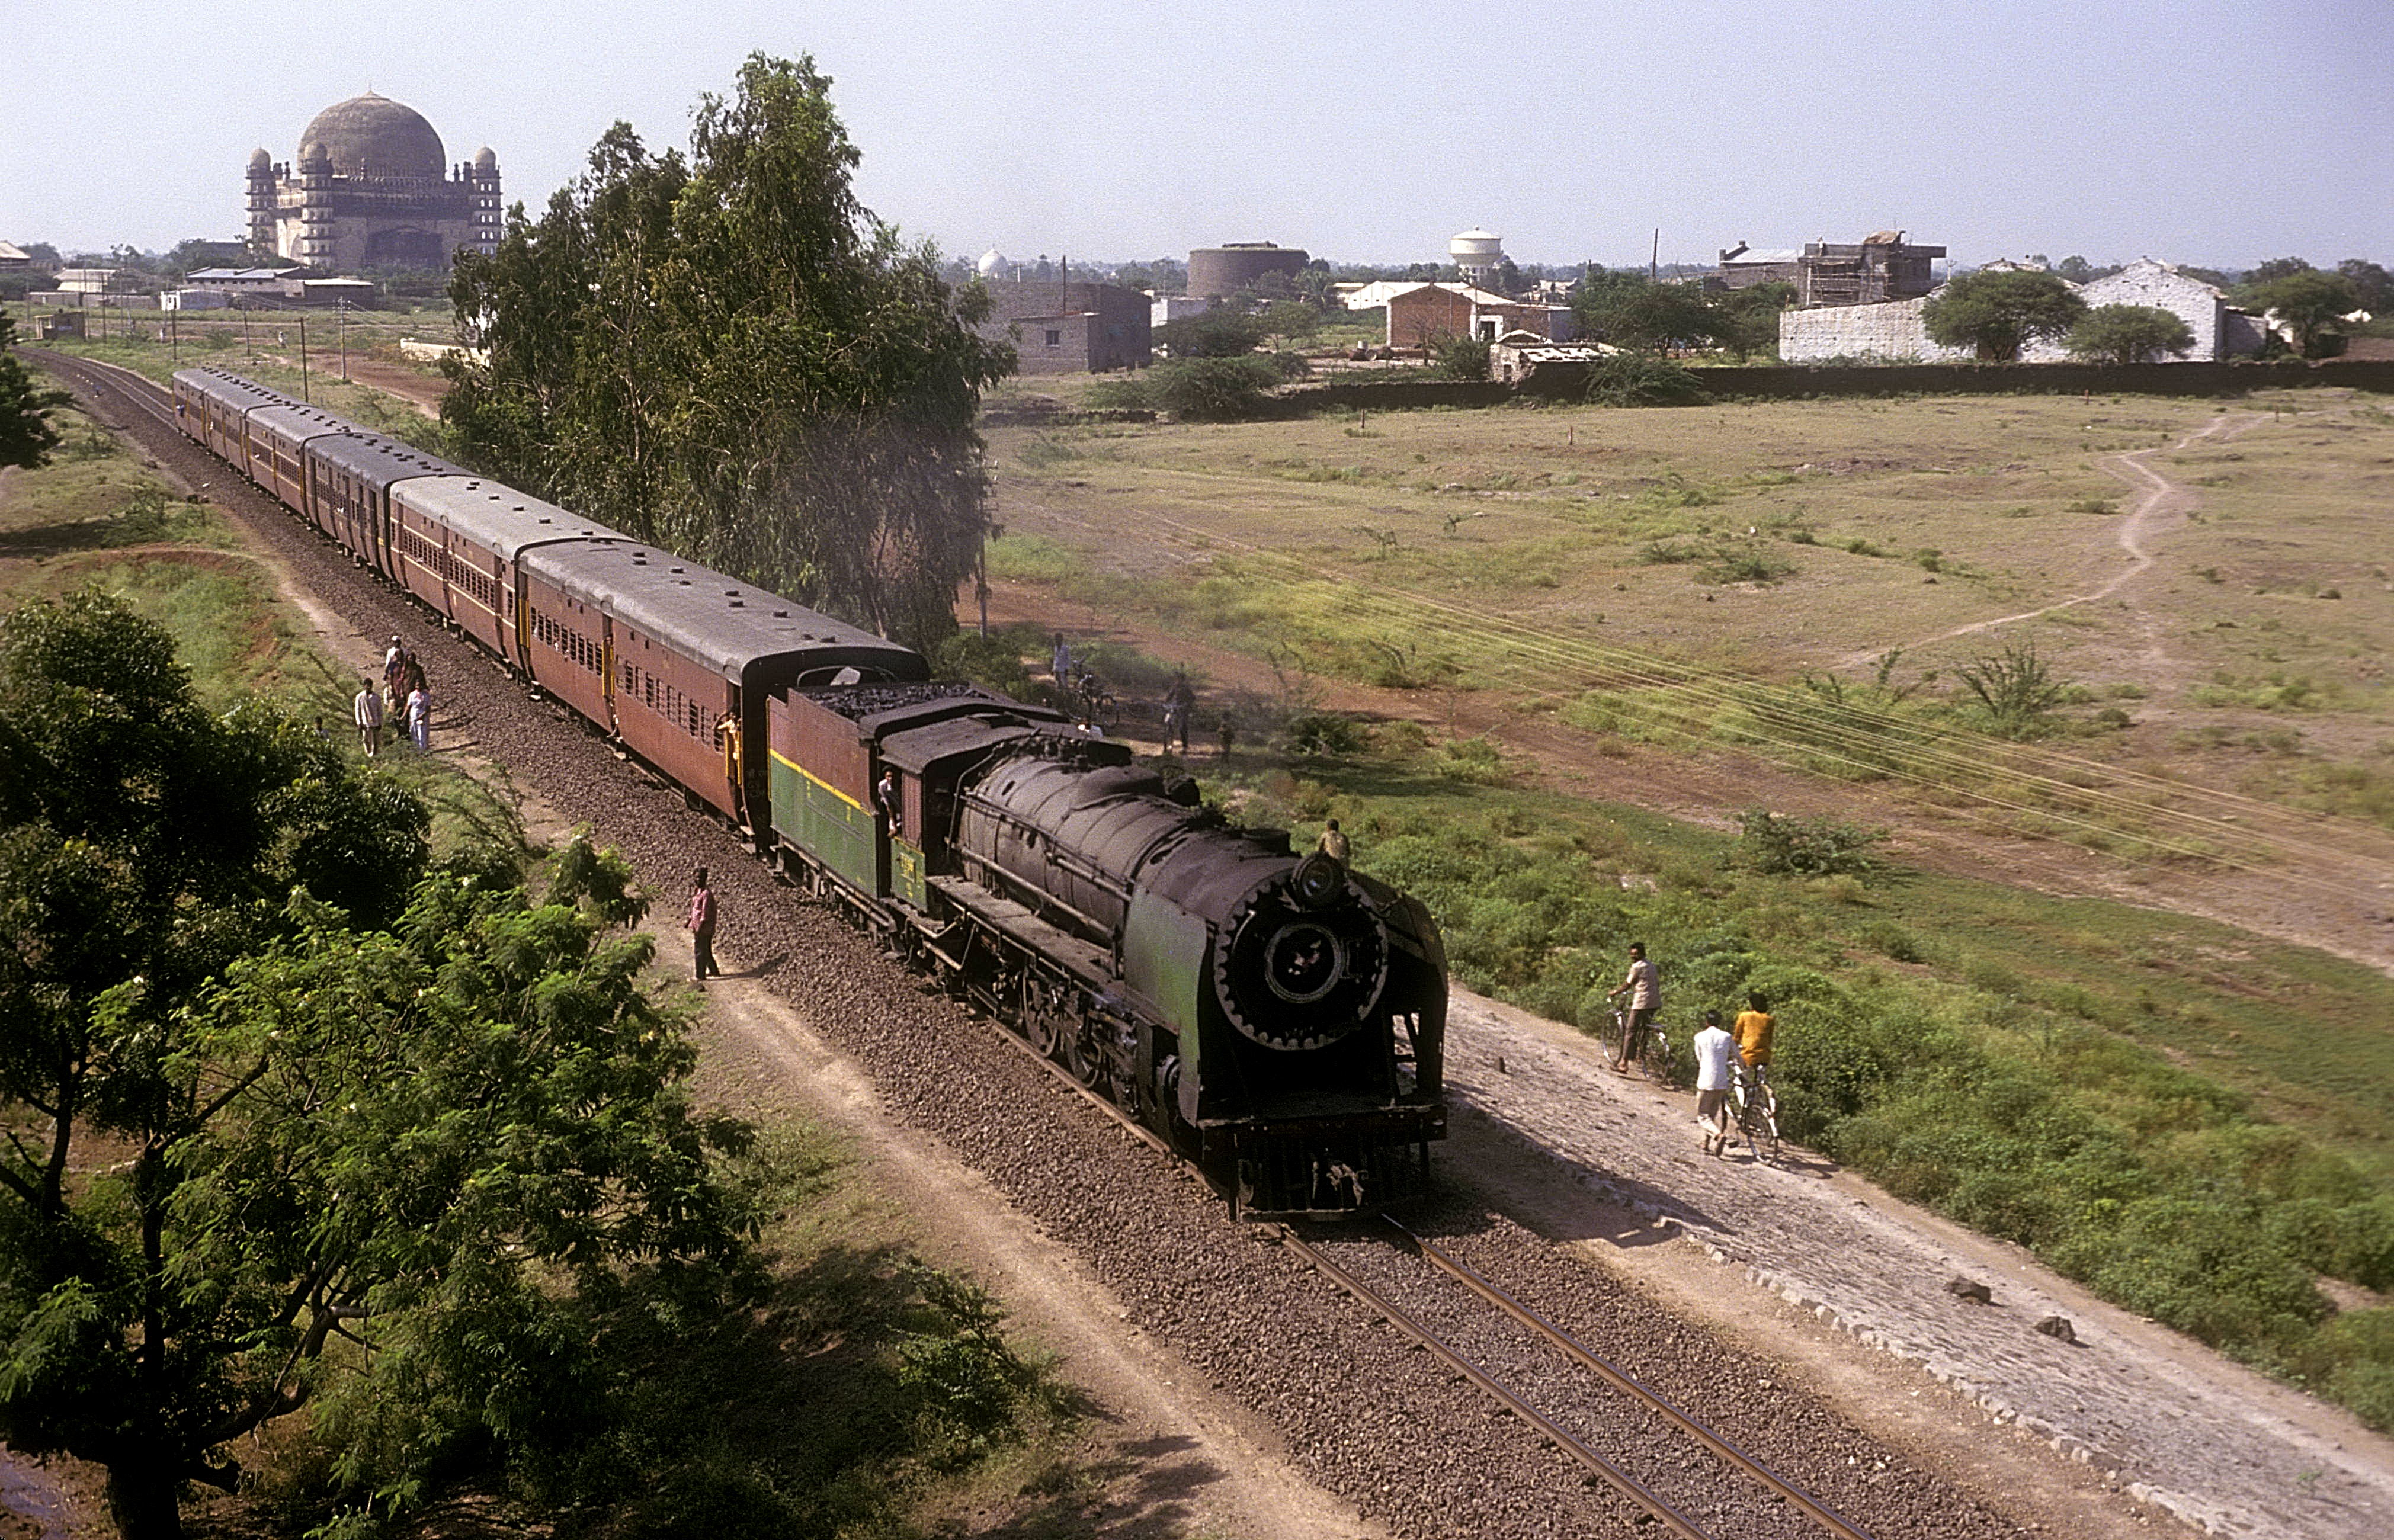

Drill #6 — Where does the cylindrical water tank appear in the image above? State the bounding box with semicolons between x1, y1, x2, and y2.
1449;228;1505;275
1188;243;1309;299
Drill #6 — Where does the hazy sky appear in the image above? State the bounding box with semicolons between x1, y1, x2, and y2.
8;0;2387;271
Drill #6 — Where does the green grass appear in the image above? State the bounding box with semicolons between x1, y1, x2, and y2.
1200;729;2394;1426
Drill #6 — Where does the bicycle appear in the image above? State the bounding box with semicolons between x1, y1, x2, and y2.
1730;1062;1781;1162
1608;1008;1674;1082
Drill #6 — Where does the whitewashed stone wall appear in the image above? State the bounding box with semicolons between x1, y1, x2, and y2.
1782;258;2265;364
1778;296;1968;363
2052;259;2252;360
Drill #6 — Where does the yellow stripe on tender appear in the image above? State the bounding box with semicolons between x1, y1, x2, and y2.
768;748;864;810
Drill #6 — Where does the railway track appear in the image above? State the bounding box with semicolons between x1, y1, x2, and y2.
978;990;1873;1540
28;347;2031;1540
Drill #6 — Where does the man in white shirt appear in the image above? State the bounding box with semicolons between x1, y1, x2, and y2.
352;677;384;758
1692;1009;1738;1156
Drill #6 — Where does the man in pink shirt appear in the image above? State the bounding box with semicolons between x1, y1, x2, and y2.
687;867;719;981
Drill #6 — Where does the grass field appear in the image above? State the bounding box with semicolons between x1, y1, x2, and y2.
983;389;2394;854
971;382;2394;1424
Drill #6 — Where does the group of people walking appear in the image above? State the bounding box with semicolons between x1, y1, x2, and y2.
1604;942;1777;1157
351;634;432;758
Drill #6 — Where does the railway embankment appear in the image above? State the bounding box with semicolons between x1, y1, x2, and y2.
1440;987;2394;1540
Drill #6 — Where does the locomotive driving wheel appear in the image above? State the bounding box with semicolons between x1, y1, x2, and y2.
1021;973;1066;1058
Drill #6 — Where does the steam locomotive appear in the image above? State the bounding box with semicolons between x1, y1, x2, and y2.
169;365;1447;1215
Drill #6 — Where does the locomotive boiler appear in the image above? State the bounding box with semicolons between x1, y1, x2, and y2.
773;682;1447;1216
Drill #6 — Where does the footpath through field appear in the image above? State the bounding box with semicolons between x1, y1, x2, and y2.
1443;988;2394;1540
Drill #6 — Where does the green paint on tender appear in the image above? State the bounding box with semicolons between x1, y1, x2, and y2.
770;752;881;893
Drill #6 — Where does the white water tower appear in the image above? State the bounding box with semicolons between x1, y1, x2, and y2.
1449;227;1505;284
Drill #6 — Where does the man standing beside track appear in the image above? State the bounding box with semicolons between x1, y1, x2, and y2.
352;676;384;758
687;867;719;982
1607;941;1661;1074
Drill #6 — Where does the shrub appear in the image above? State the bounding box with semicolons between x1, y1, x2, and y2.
1581;354;1711;407
935;629;1036;699
1284;711;1367;756
1732;808;1887;878
1956;638;2071;739
1699;544;1797;586
1145;355;1292;421
1430;333;1491;381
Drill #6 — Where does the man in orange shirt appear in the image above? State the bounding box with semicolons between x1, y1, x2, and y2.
1735;992;1774;1082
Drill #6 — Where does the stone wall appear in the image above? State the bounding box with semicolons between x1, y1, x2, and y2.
1778;297;1967;363
2068;261;2232;358
1270;359;2394;415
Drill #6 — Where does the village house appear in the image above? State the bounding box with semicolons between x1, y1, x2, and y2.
1381;283;1576;351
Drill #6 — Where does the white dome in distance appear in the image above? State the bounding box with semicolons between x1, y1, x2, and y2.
976;247;1010;278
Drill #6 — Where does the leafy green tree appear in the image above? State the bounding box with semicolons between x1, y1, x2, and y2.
444;55;1014;652
0;316;72;469
2248;269;2363;357
1430;333;1490;381
2066;303;2196;365
1922;270;2087;361
2336;258;2392;315
1257;299;1322;346
1152;354;1297;420
1158;307;1267;358
0;589;431;1536
2241;256;2316;290
1712;281;1795;361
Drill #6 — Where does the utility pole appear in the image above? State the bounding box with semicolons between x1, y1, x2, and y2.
299;315;309;402
338;300;348;382
1651;229;1659;284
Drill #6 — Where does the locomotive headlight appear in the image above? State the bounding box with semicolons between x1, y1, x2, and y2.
1264;922;1343;1005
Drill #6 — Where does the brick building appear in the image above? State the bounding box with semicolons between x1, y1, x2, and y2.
1383;283;1575;350
974;280;1151;373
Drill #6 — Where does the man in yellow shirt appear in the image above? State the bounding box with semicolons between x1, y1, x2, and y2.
1734;992;1774;1081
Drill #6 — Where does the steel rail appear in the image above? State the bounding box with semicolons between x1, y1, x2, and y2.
1382;1217;1879;1540
1275;1225;1714;1540
33;350;185;436
964;1018;1717;1537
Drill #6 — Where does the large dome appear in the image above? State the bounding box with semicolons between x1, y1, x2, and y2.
298;92;444;181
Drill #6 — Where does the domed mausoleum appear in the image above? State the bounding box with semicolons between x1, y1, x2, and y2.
247;92;500;270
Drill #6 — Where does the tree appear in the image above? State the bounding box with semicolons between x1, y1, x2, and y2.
1430;332;1489;381
2241;256;2316;289
1257;299;1321;346
2248;269;2362;357
1158;307;1266;358
444;55;1014;652
2066;304;2196;365
1712;281;1795;361
2335;258;2392;315
1922;270;2087;361
0;316;72;469
0;589;432;1536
